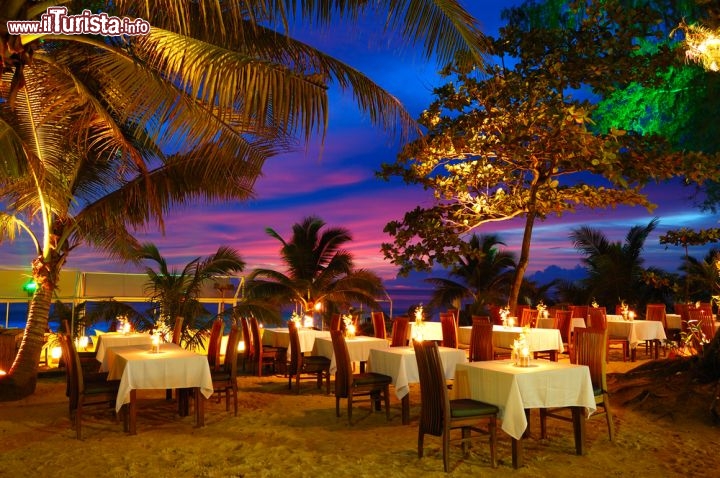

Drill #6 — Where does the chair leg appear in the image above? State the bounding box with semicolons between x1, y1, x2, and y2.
443;427;450;472
603;395;615;442
418;429;425;458
489;416;497;468
384;385;391;421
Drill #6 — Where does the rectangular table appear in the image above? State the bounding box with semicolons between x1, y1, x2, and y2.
312;336;389;374
454;359;596;468
406;321;444;342
367;346;467;424
262;327;330;354
458;325;564;360
606;317;667;361
100;343;213;434
95;332;153;364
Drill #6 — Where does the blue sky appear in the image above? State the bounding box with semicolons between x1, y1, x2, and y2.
1;1;718;307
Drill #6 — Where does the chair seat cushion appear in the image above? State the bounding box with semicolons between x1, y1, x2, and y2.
450;398;499;418
304;356;331;366
84;380;121;395
353;372;392;387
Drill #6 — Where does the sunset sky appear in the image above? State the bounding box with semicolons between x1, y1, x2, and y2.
1;2;717;308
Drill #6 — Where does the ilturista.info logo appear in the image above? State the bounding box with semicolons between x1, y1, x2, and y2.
6;7;150;36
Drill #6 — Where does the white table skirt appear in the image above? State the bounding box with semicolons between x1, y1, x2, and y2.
459;326;563;354
367;346;467;400
262;328;330;354
312;336;389;374
454;359;596;440
95;332;153;364
606;318;667;349
101;343;213;412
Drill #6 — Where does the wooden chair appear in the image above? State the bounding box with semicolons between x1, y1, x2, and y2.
588;307;628;362
488;305;503;326
239;316;252;372
540;327;614;442
468;320;494;362
414;339;498;472
330;330;391;425
569;305;589;323
470;315;491;324
390;317;410;347
250;316;279;376
371;311;387;339
644;304;667;357
440;312;458;349
58;333;123;439
211;324;240;415
520;308;539;328
329;313;342;331
287;320;331;394
554;310;574;360
687;308;716;349
206;318;225;371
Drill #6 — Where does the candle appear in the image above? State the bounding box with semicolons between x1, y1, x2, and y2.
152;334;161;353
508;318;515;328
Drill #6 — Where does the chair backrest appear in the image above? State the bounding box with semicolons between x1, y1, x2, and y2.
371;311;386;339
330;330;352;398
645;304;667;329
688;308;716;342
447;309;459;326
58;333;79;407
390;317;409;347
520;308;539;328
440;313;458;348
587;307;607;330
413;339;449;437
223;324;240;378
573;327;608;393
239;316;252;360
207;318;225;370
468;320;494;362
488;305;503;325
287;320;303;375
172;316;184;345
569;305;589;321
471;315;491;324
554;310;573;343
330;313;342;331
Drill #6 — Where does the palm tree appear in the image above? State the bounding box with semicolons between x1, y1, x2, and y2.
0;1;490;399
680;248;720;303
569;218;659;311
425;234;516;320
246;216;385;324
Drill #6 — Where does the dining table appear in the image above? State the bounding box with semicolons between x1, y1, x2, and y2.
454;359;596;469
312;335;389;374
605;315;667;361
366;345;467;424
94;332;153;364
458;325;564;361
536;317;587;333
406;321;444;342
99;343;213;435
262;327;330;354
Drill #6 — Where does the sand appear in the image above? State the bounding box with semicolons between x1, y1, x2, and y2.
1;351;719;478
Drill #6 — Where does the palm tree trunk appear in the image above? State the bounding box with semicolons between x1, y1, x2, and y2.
508;212;537;315
0;281;53;401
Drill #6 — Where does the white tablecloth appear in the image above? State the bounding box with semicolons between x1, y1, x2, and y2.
606;318;667;349
101;344;213;412
458;326;564;354
535;317;587;333
406;321;444;342
262;328;330;354
367;346;467;400
312;336;389;374
454;359;596;440
95;332;153;364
